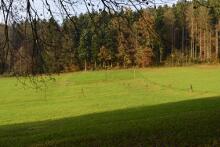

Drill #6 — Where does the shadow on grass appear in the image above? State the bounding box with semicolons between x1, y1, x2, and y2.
1;96;220;147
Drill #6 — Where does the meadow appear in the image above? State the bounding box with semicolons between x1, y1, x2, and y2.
1;66;220;146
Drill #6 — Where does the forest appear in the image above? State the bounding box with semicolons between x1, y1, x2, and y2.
1;0;220;75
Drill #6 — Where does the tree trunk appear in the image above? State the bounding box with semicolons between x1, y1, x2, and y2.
84;59;87;71
191;19;194;60
171;24;174;54
190;39;193;59
195;24;198;60
94;60;97;70
216;29;219;60
199;29;202;60
204;30;206;61
209;31;212;61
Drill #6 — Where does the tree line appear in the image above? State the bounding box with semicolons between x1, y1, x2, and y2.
0;0;220;75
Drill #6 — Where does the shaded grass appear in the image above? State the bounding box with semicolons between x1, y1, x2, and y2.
1;97;220;146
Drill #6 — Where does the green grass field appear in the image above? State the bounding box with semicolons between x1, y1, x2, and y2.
1;66;220;146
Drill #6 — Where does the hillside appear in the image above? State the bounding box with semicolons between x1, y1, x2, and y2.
0;66;220;146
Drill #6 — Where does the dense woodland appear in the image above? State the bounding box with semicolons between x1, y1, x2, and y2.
1;0;220;75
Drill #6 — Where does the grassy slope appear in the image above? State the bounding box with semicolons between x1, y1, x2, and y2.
0;66;220;146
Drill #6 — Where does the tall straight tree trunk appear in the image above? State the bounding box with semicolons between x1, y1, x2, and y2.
94;60;97;70
204;30;206;61
171;25;174;54
209;31;212;61
192;18;194;60
195;24;198;60
207;31;210;61
199;29;202;60
84;59;87;71
190;39;193;59
192;37;195;60
20;54;22;74
216;29;219;60
190;24;192;59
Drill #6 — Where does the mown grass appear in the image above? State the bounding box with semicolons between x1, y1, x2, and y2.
1;66;220;146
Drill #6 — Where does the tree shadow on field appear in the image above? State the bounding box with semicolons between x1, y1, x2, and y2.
1;96;220;147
